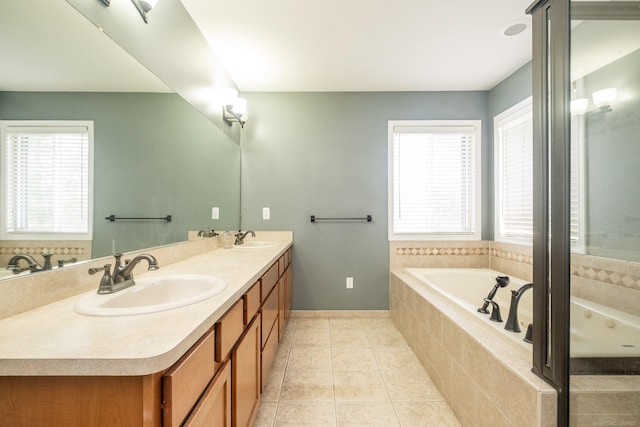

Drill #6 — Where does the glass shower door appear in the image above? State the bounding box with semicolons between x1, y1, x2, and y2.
569;3;640;425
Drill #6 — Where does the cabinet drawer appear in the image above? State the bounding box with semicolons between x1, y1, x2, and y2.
260;263;279;301
163;329;216;427
278;255;285;277
261;283;279;349
215;299;245;362
244;281;261;325
183;360;232;427
261;319;279;393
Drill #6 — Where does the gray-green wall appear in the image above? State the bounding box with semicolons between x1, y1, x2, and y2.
241;66;532;311
0;92;240;257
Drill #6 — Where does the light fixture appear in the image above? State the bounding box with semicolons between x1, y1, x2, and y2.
98;0;159;24
223;98;248;128
131;0;158;23
592;88;617;111
570;98;588;115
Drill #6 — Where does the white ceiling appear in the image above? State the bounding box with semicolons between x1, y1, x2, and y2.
180;0;534;92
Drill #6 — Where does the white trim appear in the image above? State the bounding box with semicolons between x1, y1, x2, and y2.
388;119;482;241
0;120;94;241
494;97;533;245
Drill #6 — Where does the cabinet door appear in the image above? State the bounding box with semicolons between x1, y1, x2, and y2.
232;314;261;427
183;360;231;427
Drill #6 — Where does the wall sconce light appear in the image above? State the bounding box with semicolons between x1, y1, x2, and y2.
570;98;589;115
592;88;617;112
131;0;158;23
223;98;248;128
98;0;159;24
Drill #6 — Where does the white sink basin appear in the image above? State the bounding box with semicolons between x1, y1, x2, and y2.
74;274;226;316
234;241;279;249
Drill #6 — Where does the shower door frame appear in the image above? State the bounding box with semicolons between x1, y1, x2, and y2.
527;1;640;426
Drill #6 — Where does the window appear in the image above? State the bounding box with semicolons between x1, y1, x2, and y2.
0;121;93;240
388;120;482;240
494;97;533;244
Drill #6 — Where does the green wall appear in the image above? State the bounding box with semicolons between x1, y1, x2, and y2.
0;92;240;257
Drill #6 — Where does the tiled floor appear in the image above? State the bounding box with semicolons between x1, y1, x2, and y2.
253;316;461;427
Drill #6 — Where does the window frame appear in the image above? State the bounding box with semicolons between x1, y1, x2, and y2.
494;97;534;245
0;120;94;241
388;119;482;241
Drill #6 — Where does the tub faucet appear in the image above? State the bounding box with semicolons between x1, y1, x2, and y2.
235;230;255;245
478;276;510;314
483;298;503;322
504;283;533;333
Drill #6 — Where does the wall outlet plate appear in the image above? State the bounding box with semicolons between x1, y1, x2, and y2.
346;277;354;289
211;207;219;220
263;207;270;220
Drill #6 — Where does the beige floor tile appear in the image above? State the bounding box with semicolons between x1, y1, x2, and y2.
333;370;389;401
393;401;461;427
381;370;444;401
366;328;409;347
288;347;332;370
262;369;285;402
336;401;400;427
280;369;334;402
331;347;378;370
330;318;364;330
292;329;331;347
361;317;396;330
275;402;337;427
373;346;423;370
331;329;370;347
253;401;277;427
296;317;330;330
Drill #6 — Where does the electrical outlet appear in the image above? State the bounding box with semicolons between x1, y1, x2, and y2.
263;207;270;220
211;207;219;220
346;277;354;289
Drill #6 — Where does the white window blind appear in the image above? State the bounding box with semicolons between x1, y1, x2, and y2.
495;98;533;243
389;121;481;240
1;122;93;240
570;113;585;251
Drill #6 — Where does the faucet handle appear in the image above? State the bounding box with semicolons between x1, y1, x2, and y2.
89;264;114;294
484;298;503;323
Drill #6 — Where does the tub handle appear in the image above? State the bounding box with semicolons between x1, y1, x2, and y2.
483;298;503;323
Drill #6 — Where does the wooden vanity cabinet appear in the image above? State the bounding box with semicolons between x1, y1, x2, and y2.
232;314;261;427
183;360;231;427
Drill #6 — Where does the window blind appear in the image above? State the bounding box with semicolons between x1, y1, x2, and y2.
2;125;91;237
497;111;533;240
391;124;478;236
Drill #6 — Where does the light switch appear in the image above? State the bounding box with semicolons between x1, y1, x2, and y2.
211;207;219;220
263;207;270;220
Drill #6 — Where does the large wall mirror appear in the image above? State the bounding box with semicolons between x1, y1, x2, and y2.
0;0;241;279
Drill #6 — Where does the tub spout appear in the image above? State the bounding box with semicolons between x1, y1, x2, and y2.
504;283;533;333
477;276;509;314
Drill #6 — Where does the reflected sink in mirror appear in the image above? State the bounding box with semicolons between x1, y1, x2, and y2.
234;241;279;249
74;274;226;316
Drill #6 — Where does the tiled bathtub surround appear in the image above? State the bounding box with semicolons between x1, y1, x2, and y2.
390;240;533;282
571;253;640;318
390;270;557;427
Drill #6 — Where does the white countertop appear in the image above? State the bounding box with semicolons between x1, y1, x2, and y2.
0;233;292;376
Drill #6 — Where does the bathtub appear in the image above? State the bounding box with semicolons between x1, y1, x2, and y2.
405;268;640;359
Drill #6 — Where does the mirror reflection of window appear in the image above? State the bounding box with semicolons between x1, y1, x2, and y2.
0;121;93;241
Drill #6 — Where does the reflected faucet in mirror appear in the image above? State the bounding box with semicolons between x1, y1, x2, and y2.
88;253;159;294
6;253;53;274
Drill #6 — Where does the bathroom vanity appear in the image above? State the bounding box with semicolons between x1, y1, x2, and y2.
0;232;293;426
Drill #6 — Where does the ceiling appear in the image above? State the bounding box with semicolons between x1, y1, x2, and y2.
180;0;534;92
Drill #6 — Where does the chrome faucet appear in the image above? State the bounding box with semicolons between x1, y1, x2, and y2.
234;230;256;245
6;253;53;274
198;228;218;238
504;283;533;332
88;253;159;294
